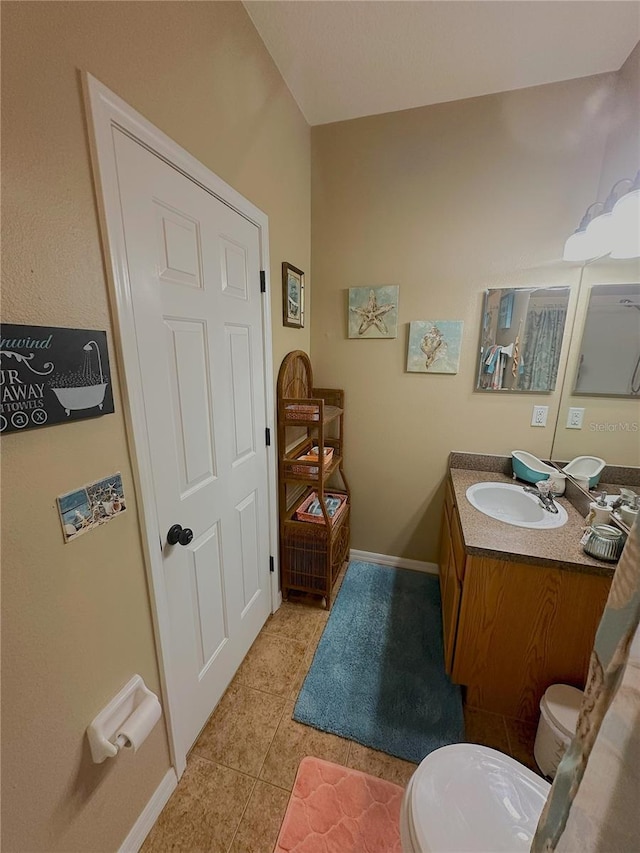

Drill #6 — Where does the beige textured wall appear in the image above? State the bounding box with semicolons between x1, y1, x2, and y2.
1;2;309;851
553;43;640;466
311;74;617;562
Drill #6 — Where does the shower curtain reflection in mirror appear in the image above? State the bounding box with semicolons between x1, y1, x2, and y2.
477;287;570;392
520;303;568;392
574;284;640;397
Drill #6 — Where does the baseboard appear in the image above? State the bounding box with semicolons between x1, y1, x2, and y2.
349;549;439;575
119;767;178;853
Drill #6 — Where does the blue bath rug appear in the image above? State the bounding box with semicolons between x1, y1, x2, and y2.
293;562;464;764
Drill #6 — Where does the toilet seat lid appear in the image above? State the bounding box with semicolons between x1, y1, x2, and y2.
409;744;550;853
541;684;582;738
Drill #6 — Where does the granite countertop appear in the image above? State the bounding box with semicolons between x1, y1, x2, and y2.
449;468;616;577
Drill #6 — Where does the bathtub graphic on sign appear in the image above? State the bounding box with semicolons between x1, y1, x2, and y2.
50;340;108;416
0;324;114;433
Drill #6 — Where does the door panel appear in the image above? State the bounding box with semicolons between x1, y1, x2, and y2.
189;522;227;671
113;129;270;756
226;324;255;464
154;201;203;289
236;490;260;612
164;318;217;494
220;236;249;300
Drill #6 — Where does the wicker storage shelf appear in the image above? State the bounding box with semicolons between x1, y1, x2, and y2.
277;352;351;609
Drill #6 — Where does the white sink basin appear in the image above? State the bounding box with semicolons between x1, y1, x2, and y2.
466;482;568;529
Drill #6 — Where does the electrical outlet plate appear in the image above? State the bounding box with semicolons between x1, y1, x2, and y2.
567;407;585;429
531;405;548;427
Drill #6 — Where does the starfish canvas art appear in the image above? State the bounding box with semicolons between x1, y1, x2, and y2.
348;285;399;338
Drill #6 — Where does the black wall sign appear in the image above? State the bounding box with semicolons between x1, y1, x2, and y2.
0;324;115;434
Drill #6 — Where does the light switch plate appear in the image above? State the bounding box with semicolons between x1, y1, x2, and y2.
531;405;548;427
567;407;585;429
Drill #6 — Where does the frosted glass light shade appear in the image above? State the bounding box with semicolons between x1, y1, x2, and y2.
610;189;640;259
583;210;613;259
563;229;596;262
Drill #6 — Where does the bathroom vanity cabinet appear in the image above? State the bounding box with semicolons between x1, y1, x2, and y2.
440;472;612;722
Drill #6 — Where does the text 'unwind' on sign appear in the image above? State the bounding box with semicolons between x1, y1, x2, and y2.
0;324;115;434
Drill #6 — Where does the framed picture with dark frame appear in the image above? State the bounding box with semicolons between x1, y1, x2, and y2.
498;291;514;330
282;262;305;328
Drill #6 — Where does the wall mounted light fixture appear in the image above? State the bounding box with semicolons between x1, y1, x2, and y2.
563;202;604;262
610;171;640;259
563;171;640;262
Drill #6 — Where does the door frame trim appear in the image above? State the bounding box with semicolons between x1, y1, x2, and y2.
83;73;281;777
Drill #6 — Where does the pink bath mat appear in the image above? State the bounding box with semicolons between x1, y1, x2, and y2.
274;757;404;853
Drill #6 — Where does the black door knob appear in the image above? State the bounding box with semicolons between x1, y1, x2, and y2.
167;524;194;546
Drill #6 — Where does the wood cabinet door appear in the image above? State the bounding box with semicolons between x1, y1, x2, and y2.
449;506;466;583
453;554;610;720
438;508;460;674
438;507;451;600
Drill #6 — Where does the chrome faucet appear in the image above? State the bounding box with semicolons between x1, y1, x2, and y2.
523;481;559;514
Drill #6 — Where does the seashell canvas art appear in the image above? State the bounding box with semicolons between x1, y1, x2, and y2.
407;320;463;374
348;285;399;338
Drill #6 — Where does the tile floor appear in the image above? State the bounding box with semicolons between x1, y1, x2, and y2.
142;566;538;852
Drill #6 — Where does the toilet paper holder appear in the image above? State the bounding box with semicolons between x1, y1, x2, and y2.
87;674;162;763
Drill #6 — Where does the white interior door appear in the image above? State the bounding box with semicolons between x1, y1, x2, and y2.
113;129;271;756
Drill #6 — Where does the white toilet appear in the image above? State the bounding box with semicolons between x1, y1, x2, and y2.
400;743;551;852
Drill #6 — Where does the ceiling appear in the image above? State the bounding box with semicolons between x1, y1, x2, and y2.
243;1;640;126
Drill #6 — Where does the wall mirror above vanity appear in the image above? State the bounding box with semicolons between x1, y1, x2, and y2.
476;286;570;392
552;264;640;470
550;265;640;532
573;282;640;397
472;270;640;529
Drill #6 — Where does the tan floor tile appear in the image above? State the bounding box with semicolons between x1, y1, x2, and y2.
307;619;327;655
262;601;326;646
235;633;306;696
228;780;290;853
346;742;417;787
463;705;511;754
332;563;349;595
504;717;541;773
288;622;326;700
141;756;254;853
192;683;285;776
259;700;350;790
288;659;309;703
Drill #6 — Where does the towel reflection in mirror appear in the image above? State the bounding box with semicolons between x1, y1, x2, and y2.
477;287;570;392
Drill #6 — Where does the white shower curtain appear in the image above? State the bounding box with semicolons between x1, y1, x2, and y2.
531;516;640;851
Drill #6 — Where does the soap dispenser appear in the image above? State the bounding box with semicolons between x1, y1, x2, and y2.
588;491;611;526
620;495;639;527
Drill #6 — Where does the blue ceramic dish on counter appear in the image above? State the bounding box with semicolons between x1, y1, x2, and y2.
562;456;606;489
511;450;557;484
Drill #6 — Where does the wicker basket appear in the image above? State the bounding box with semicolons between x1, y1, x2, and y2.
295;491;347;525
290;446;334;476
285;403;320;421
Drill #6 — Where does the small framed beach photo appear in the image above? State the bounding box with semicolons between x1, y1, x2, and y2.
282;262;305;328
